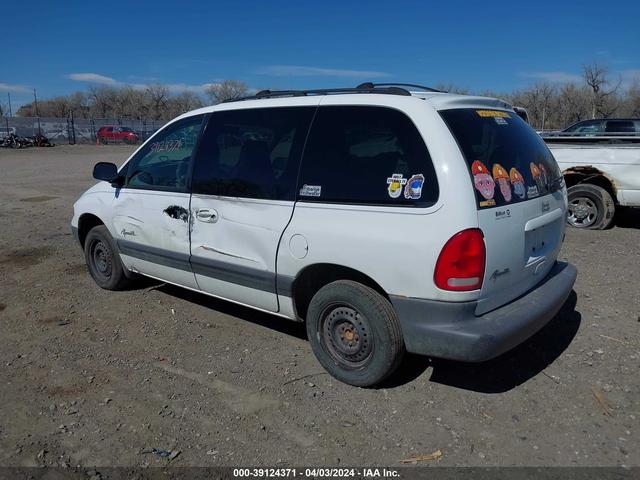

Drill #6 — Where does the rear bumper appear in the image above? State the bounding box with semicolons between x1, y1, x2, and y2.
390;261;577;362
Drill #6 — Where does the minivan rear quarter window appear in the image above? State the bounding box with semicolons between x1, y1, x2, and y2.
440;108;561;209
298;106;438;207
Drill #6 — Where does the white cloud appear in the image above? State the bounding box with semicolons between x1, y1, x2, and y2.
0;82;30;93
67;73;119;84
165;82;218;93
257;65;391;78
520;71;583;84
66;72;217;93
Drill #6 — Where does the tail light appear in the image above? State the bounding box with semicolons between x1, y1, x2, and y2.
434;229;485;291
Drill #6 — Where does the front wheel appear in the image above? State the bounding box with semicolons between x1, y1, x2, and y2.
567;184;615;230
84;225;133;290
306;280;405;387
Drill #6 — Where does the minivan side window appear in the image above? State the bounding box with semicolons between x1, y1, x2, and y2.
565;120;604;134
124;115;204;192
297;106;439;207
192;107;316;201
605;120;635;133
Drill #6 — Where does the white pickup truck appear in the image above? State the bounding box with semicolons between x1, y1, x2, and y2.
544;137;640;229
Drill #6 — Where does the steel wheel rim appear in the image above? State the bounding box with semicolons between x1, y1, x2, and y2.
568;197;598;227
318;304;373;369
91;240;112;281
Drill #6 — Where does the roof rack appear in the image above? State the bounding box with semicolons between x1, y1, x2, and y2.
356;82;445;93
224;85;412;103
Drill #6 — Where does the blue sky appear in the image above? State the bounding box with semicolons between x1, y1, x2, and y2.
2;0;639;109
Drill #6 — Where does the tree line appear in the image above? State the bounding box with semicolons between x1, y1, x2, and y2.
7;80;250;121
439;63;639;130
5;63;640;130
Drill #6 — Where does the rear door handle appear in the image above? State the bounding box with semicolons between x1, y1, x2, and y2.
196;208;218;223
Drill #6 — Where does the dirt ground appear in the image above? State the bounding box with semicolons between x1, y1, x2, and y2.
0;144;638;468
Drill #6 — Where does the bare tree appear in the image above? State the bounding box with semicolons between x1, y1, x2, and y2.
88;86;119;118
623;81;640;117
583;62;621;118
145;84;169;120
166;91;205;118
510;82;557;130
205;80;249;104
556;83;591;127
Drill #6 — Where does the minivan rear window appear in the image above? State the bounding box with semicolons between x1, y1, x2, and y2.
440;108;561;209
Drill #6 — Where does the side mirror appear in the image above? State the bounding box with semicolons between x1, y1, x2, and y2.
93;162;122;186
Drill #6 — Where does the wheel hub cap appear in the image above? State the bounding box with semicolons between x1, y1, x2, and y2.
322;306;372;366
568;197;597;227
92;241;112;278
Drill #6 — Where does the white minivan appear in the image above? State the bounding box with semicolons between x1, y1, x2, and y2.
71;84;577;387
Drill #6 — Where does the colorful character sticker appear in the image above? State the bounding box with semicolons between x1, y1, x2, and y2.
404;174;425;200
471;160;496;207
510;167;526;200
386;173;407;199
530;162;545;192
492;163;512;202
538;163;548;189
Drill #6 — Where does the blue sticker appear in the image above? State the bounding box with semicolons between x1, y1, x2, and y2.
404;174;425;200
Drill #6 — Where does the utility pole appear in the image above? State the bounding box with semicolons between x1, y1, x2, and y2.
34;88;42;136
5;93;11;139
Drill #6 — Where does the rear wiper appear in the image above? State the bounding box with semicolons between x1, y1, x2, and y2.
548;175;565;192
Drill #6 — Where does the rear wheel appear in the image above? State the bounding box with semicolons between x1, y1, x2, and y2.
567;184;615;230
84;225;132;290
306;280;405;387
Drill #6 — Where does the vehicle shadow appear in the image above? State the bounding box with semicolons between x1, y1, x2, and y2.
424;290;581;393
615;207;640;230
148;283;580;392
155;283;308;340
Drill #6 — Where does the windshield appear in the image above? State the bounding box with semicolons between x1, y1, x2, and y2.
440;108;562;209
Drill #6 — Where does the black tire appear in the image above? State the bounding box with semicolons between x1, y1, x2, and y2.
567;184;615;230
306;280;405;387
83;225;132;290
99;137;108;145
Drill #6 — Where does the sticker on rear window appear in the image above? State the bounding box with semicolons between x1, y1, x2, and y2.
471;160;496;207
404;174;425;200
492;164;512;202
538;163;548;187
476;110;511;118
494;117;508;125
386;173;407;198
510;168;526;199
299;184;321;197
530;163;546;192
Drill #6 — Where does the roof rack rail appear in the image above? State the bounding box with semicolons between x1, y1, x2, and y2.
356;82;445;93
224;86;412;103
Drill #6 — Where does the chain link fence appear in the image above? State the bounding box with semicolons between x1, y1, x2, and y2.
1;116;166;145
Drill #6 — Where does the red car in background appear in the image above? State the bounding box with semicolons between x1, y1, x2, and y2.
96;126;138;144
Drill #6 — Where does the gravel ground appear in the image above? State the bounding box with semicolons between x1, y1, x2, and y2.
0;145;638;468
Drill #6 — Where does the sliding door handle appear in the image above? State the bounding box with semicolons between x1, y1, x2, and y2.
196;208;218;223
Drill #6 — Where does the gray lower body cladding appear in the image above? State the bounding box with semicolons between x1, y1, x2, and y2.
390;261;577;362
